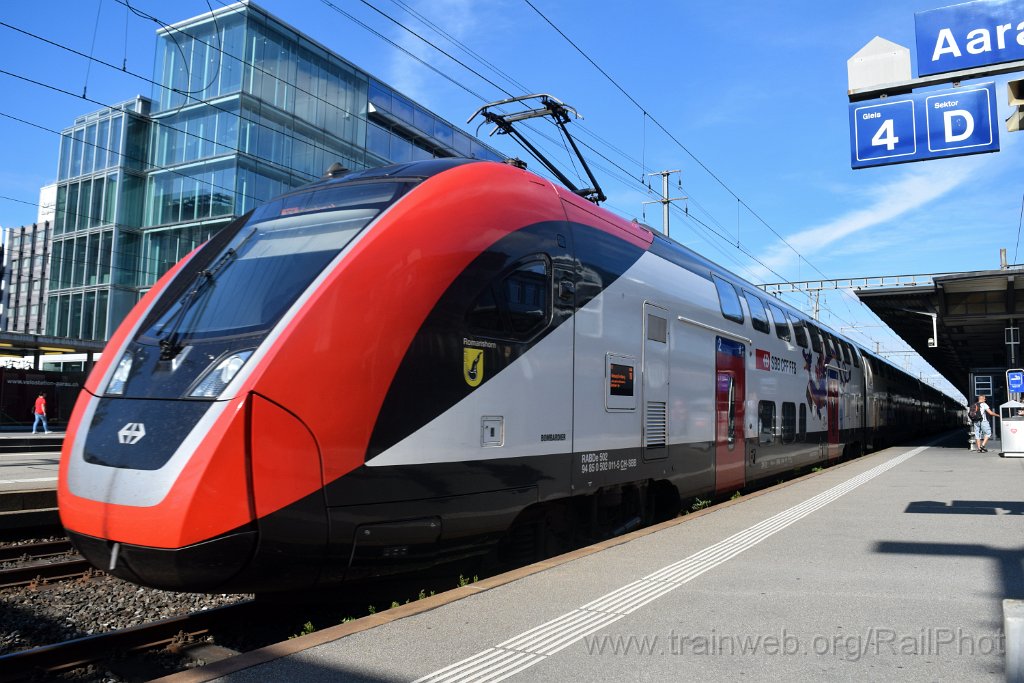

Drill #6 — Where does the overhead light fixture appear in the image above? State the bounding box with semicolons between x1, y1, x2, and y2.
0;343;14;348
39;346;75;353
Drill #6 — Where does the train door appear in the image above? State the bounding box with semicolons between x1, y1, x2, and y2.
827;366;840;460
643;304;669;461
715;336;746;494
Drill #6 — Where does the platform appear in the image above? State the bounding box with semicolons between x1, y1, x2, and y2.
0;432;62;493
0;433;63;533
162;431;1023;681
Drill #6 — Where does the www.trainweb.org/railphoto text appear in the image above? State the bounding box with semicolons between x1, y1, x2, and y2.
582;627;1005;662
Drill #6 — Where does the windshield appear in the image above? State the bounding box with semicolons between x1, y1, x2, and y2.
140;180;411;347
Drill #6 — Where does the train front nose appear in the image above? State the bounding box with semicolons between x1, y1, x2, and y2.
69;528;258;591
62;392;330;593
62;394;259;591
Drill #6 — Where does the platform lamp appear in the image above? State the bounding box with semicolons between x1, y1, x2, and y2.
900;309;938;348
1008;78;1024;132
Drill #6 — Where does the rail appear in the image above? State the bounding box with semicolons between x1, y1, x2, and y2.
0;600;258;682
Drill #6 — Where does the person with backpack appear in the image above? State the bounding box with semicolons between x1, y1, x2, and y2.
969;394;999;452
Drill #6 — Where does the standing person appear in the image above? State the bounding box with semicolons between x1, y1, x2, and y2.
969;394;998;452
32;392;49;434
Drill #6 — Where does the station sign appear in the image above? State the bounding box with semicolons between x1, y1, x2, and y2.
1008;368;1024;393
915;0;1024;76
849;82;999;168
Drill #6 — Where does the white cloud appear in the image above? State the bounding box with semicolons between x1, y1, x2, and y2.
752;157;985;280
385;0;482;107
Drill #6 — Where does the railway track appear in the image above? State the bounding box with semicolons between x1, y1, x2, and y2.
0;599;258;682
0;538;74;562
0;556;93;589
0;538;90;588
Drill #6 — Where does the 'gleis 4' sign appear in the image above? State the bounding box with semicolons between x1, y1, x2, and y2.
849;82;999;169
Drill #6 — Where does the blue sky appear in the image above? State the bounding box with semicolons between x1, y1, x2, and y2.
3;0;1022;401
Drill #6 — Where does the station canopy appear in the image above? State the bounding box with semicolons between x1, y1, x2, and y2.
856;268;1024;398
0;331;105;369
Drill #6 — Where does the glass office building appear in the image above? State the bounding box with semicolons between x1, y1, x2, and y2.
142;0;503;284
6;220;50;335
44;0;504;340
48;97;150;341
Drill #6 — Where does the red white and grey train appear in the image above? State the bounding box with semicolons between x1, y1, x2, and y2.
58;158;961;593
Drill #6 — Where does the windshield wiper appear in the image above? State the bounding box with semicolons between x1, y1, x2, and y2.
158;228;256;360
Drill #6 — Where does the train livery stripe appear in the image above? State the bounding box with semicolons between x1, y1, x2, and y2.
365;220;647;462
413;446;926;683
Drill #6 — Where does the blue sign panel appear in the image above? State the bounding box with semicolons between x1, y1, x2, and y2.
916;0;1024;76
849;83;999;169
851;99;917;164
1008;369;1024;392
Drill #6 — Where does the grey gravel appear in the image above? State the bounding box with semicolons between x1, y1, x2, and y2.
0;573;251;655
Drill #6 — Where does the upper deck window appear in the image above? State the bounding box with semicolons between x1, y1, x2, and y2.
713;275;744;324
791;316;809;349
767;302;791;342
744;291;770;334
807;323;823;353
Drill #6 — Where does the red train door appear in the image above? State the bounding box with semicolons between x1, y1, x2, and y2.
827;366;840;460
715;336;746;494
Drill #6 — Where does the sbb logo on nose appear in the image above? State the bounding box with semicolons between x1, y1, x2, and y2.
118;423;146;445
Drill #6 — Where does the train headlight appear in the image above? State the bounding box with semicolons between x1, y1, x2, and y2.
106;353;134;395
189;350;254;398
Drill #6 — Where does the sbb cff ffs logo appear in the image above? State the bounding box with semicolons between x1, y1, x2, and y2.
118;423;146;445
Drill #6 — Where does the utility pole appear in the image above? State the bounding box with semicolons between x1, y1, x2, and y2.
642;169;686;238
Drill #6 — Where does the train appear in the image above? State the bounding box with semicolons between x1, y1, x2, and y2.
58;158;963;593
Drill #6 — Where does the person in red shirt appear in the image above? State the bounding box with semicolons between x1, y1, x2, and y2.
32;392;49;434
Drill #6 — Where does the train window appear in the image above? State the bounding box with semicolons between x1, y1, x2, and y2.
712;275;744;324
142;182;411;349
790;316;809;349
781;402;796;443
807;323;823;353
798;403;807;441
839;340;853;365
849;344;861;368
758;400;776;445
467;258;551;340
839;338;851;363
744;292;770;334
767;303;791;342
